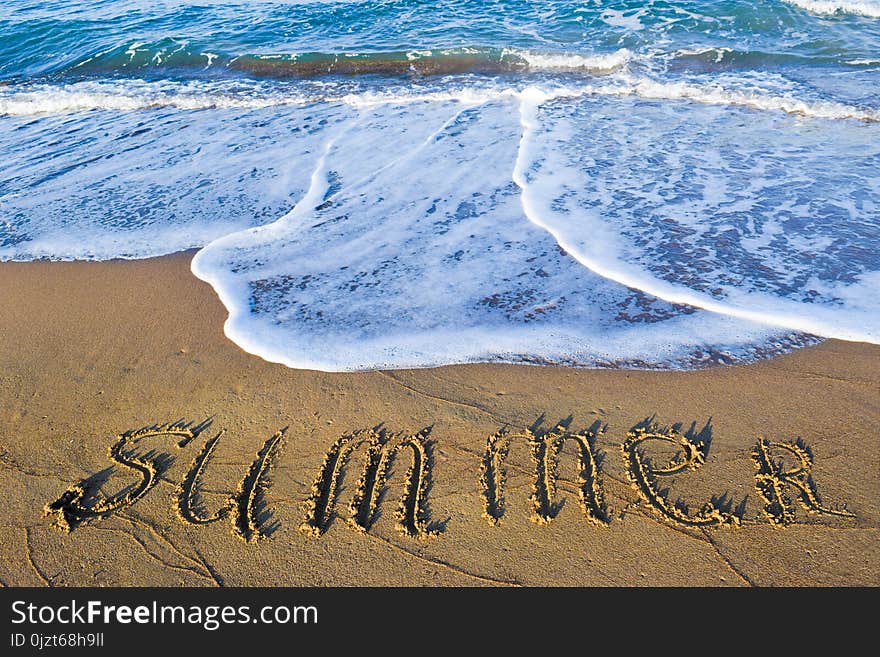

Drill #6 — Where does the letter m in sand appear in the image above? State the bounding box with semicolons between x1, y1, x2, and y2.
481;420;610;527
300;427;438;538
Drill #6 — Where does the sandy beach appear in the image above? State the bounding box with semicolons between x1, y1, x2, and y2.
0;252;877;586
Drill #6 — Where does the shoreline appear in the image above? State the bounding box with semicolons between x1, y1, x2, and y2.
0;252;877;586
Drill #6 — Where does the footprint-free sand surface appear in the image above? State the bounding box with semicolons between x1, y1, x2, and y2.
1;252;877;586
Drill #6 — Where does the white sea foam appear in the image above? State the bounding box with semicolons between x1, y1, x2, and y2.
513;87;880;345
0;100;352;260
191;96;807;371
0;82;305;116
339;86;518;108
672;46;735;63
600;9;646;31
607;75;880;121
0;79;526;117
514;75;879;122
783;0;880;17
510;48;633;72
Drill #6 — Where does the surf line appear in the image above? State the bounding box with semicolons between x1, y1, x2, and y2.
44;417;855;542
190;118;354;370
512;86;878;345
189;98;498;371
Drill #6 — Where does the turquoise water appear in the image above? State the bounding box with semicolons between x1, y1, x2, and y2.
2;1;879;80
1;1;878;370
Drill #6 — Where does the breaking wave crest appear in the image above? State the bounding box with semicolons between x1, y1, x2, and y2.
784;0;880;18
3;75;878;122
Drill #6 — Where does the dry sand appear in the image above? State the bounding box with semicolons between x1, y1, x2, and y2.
0;252;877;586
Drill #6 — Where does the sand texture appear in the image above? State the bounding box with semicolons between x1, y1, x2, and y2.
1;253;877;586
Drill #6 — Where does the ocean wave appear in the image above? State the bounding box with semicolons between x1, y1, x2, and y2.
58;43;634;79
2;0;878;372
3;76;877;123
45;40;880;84
0;82;304;116
671;47;736;64
665;46;854;70
189;97;830;371
783;0;880;17
503;48;632;72
594;75;880;121
4;78;878;369
513;88;880;347
3;0;878;86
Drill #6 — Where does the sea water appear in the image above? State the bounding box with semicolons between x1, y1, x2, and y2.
1;1;878;370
